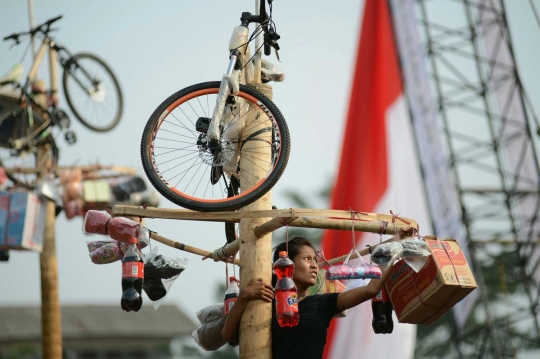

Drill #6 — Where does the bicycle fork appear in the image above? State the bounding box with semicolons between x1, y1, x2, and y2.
207;52;239;154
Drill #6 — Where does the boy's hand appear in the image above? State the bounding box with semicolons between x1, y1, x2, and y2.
240;278;274;303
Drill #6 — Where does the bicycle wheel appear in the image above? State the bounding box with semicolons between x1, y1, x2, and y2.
0;108;59;189
141;81;290;212
62;53;123;132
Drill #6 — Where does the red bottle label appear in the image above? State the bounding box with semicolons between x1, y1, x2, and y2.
276;291;298;313
224;297;237;315
373;286;389;302
122;262;144;279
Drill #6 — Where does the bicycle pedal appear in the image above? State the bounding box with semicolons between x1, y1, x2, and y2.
211;165;223;185
53;109;71;129
65;131;77;144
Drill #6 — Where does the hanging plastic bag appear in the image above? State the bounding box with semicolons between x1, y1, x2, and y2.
83;210;111;235
326;246;382;281
192;303;239;351
107;216;140;243
83;210;142;244
143;246;187;309
86;233;149;265
370;238;430;272
196;303;224;324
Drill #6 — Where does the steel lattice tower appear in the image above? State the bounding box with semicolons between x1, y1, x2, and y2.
391;0;540;357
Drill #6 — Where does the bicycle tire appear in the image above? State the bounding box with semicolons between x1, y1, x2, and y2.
0;108;59;189
62;52;123;132
141;81;290;212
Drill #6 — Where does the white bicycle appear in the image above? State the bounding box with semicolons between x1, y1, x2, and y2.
141;0;290;212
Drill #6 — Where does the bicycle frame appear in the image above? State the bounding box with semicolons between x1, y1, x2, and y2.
206;10;267;151
10;33;72;154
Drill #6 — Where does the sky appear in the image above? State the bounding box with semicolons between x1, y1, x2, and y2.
0;0;539;334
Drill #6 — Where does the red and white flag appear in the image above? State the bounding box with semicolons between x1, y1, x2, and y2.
321;0;431;358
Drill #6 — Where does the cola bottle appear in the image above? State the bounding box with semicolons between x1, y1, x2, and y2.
121;241;144;312
372;286;393;334
224;276;239;315
274;251;299;327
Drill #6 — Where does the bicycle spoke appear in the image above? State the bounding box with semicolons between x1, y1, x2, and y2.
163;119;199;138
159;152;201;175
177;107;198;130
155;137;197;145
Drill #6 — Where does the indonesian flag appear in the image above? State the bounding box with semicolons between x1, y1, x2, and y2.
321;0;431;358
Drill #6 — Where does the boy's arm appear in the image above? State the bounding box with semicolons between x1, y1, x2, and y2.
222;278;274;342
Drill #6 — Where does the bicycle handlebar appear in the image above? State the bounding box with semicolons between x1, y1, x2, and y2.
3;15;63;43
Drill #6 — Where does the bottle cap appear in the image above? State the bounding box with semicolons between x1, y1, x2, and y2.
129;237;138;244
229;276;237;282
279;251;288;257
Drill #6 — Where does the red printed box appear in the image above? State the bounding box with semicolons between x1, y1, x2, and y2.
384;237;477;325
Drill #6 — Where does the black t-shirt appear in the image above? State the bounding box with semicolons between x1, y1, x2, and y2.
272;293;340;359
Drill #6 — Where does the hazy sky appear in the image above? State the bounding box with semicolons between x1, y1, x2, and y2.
1;0;539;328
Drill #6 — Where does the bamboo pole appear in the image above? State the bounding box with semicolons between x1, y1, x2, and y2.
149;232;240;265
111;205;418;229
238;83;273;359
38;145;62;359
2;164;136;175
253;216;411;238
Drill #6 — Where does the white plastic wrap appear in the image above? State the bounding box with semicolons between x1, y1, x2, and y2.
371;239;430;272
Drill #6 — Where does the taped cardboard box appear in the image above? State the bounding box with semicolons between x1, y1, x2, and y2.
384;237;477;325
2;192;45;252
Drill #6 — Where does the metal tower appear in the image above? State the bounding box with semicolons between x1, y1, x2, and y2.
391;0;540;357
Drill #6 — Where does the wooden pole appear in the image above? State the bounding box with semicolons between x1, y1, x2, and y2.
111;205;418;229
149;232;240;265
38;145;62;359
253;217;412;238
238;83;273;359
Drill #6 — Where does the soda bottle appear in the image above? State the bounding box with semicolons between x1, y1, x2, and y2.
121;241;144;312
224;276;239;315
371;286;393;334
274;251;299;327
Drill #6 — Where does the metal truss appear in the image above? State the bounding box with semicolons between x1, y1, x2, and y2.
413;0;540;357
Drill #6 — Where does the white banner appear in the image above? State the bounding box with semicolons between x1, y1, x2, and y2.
389;0;479;329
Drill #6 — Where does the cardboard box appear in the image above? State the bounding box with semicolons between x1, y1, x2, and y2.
384;237;477;325
0;192;10;244
83;180;111;203
3;192;45;252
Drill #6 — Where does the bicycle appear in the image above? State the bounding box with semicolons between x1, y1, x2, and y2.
0;15;124;189
141;0;290;214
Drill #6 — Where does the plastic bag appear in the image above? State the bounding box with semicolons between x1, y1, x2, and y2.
371;239;430;272
83;210;141;244
325;245;382;281
83;210;111;235
326;264;382;280
196;303;225;324
142;246;187;309
192;316;229;351
192;303;239;351
108;216;140;243
86;235;149;264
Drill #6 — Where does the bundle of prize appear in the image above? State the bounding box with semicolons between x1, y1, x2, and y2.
143;246;187;308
